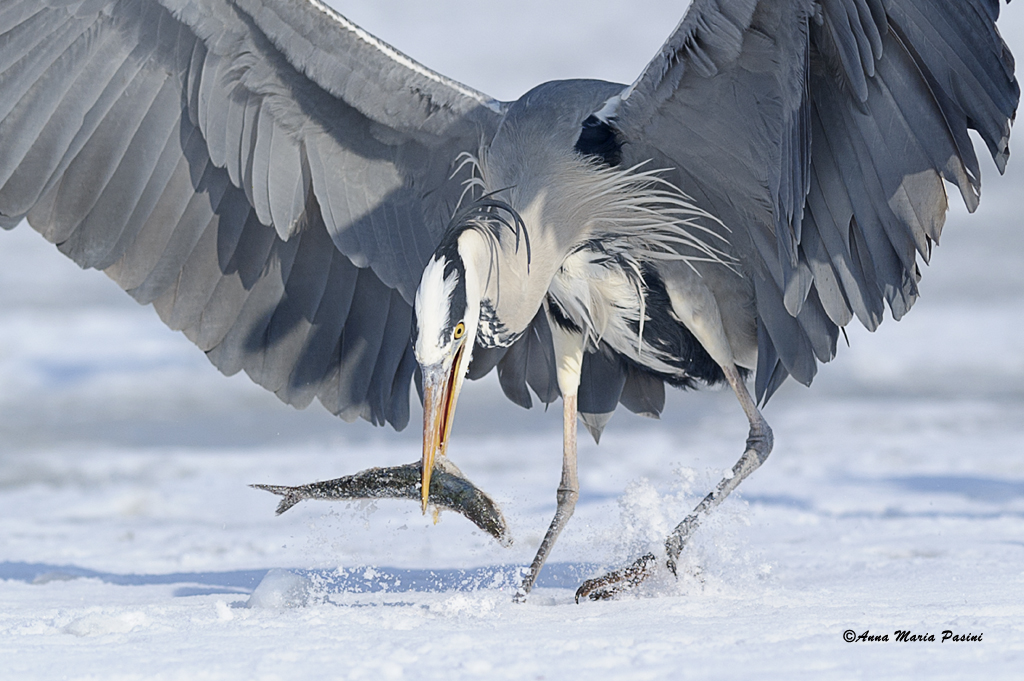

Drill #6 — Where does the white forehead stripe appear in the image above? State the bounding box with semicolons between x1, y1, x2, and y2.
414;256;458;365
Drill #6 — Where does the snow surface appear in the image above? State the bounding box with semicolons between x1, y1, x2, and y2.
2;1;1024;679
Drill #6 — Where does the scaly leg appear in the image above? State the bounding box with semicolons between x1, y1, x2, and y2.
515;392;580;601
575;363;772;602
515;309;584;602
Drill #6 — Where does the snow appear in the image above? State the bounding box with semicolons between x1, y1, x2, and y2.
2;1;1024;679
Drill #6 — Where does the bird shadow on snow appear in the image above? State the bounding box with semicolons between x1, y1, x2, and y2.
882;474;1024;503
0;560;598;599
745;474;1024;520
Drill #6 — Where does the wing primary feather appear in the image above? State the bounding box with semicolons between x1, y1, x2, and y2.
261;215;337;394
156;185;252;333
284;247;360;409
26;16;184;239
220;88;247;187
386;343;417;431
131;163;233;305
819;0;871;102
752;267;817;386
891;0;1016;168
0;13;114;214
806;102;885;328
497;341;533;410
186;34;205;129
754;318;783;404
51;67;169;257
467;346;509;380
799;211;854;327
266;123;307;239
62;74;183;269
104;124;212;292
192;209;278;351
794;286;840;363
332;267;394;422
0;6;73;103
497;313;558;412
525;312;560;405
95;112;204;271
205;233;301;379
618;364;665;419
248;104;275;227
364;289;414;426
0;3;46;38
578;346;627;423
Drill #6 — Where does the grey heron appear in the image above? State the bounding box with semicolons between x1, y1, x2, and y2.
0;0;1017;602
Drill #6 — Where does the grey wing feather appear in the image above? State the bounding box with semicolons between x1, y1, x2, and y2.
577;344;628;443
579;356;667;443
618;364;665;420
615;0;1018;401
466;345;510;381
493;314;627;428
578;345;627;419
496;310;560;410
0;0;503;428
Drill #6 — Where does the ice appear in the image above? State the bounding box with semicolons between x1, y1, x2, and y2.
1;1;1024;679
63;610;149;638
246;569;313;609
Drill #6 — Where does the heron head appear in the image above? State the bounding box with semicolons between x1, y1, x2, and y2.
412;234;484;513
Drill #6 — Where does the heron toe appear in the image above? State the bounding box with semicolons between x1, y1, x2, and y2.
575;553;659;602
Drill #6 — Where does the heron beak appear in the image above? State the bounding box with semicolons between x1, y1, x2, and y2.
420;341;466;513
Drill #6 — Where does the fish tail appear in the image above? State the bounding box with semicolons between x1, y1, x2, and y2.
250;484;304;515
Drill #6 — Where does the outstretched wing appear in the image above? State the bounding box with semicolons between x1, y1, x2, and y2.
0;0;502;428
613;0;1018;401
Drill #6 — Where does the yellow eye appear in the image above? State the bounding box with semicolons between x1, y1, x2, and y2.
453;322;465;340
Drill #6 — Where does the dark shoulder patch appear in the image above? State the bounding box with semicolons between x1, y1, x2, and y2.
574;115;622;167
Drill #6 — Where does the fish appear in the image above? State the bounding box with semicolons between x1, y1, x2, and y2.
251;458;511;546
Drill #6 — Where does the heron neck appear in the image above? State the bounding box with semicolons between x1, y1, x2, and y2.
457;226;554;345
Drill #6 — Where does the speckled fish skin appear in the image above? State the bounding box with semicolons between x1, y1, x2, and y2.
252;458;510;546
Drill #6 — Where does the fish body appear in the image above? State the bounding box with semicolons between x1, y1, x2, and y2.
252;458;510;546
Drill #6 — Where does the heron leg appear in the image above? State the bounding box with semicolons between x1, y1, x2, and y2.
664;365;772;575
575;363;773;602
515;313;584;602
515;392;580;601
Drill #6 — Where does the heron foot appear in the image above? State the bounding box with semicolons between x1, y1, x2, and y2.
574;552;658;602
576;414;772;603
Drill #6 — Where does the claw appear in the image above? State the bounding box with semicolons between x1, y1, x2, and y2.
574;552;658;602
